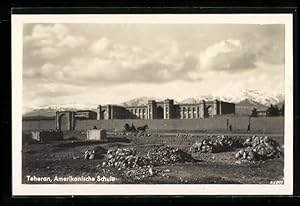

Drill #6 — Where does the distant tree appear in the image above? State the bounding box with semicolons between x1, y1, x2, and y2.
274;105;280;116
266;104;273;116
266;104;280;116
280;103;285;116
250;108;258;117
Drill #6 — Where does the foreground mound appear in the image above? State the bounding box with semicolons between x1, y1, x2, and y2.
103;148;151;169
236;136;281;161
189;135;243;154
147;145;195;166
101;146;195;181
103;146;195;169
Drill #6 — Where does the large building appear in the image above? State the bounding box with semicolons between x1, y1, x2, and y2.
74;110;97;119
97;99;235;120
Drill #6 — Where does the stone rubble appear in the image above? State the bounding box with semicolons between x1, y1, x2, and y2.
101;146;195;180
235;136;281;161
104;148;151;169
101;147;153;180
189;135;242;154
146;145;195;166
123;167;157;180
84;149;95;160
103;146;195;169
84;146;107;160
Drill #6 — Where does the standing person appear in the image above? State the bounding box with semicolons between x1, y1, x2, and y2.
226;119;229;130
229;124;232;132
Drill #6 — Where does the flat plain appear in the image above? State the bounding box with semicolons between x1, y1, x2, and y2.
22;131;284;184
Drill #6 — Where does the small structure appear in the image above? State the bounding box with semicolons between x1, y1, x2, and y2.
87;129;107;140
31;130;64;142
257;110;267;117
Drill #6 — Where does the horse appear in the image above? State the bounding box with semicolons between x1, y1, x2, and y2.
123;123;130;132
130;123;137;132
123;123;137;133
136;124;148;133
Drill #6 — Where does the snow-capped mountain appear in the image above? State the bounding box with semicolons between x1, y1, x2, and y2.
236;99;267;109
23;89;284;117
23;103;97;117
121;96;163;107
237;89;284;106
180;95;214;104
180;89;284;106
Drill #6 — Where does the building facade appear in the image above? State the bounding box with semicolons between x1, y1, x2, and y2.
75;110;97;119
97;99;235;120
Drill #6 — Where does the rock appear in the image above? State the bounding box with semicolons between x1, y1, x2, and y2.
84;150;90;159
189;136;239;154
89;154;94;160
147;145;195;166
236;136;281;162
101;146;194;180
149;168;153;176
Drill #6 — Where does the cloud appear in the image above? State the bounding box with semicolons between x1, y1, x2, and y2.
204;39;242;58
24;24;88;62
90;37;112;53
200;39;257;72
31;24;68;39
24;24;201;84
23;63;65;80
58;35;88;49
22;23;285;111
58;51;199;84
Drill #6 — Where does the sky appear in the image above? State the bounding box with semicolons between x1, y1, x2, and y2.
23;23;285;112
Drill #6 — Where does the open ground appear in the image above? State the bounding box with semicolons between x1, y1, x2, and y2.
22;131;284;184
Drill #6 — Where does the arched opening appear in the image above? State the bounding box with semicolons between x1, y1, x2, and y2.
207;105;214;118
59;114;69;131
103;109;109;120
157;106;164;119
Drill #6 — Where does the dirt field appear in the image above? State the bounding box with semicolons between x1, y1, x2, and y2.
22;132;284;184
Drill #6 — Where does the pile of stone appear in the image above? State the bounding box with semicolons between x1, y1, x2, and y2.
84;150;96;160
84;146;107;160
103;148;151;169
103;146;194;169
123;167;156;180
242;136;279;148
137;133;152;138
235;136;281;161
189;135;239;154
146;145;195;166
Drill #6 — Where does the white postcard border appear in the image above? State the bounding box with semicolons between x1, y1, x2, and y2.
12;14;294;196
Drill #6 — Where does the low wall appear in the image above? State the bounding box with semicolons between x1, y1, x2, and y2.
22;119;56;131
22;116;284;133
75;118;227;131
250;117;284;133
74;117;284;133
31;131;64;142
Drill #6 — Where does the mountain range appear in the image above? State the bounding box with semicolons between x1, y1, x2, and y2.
23;89;284;117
